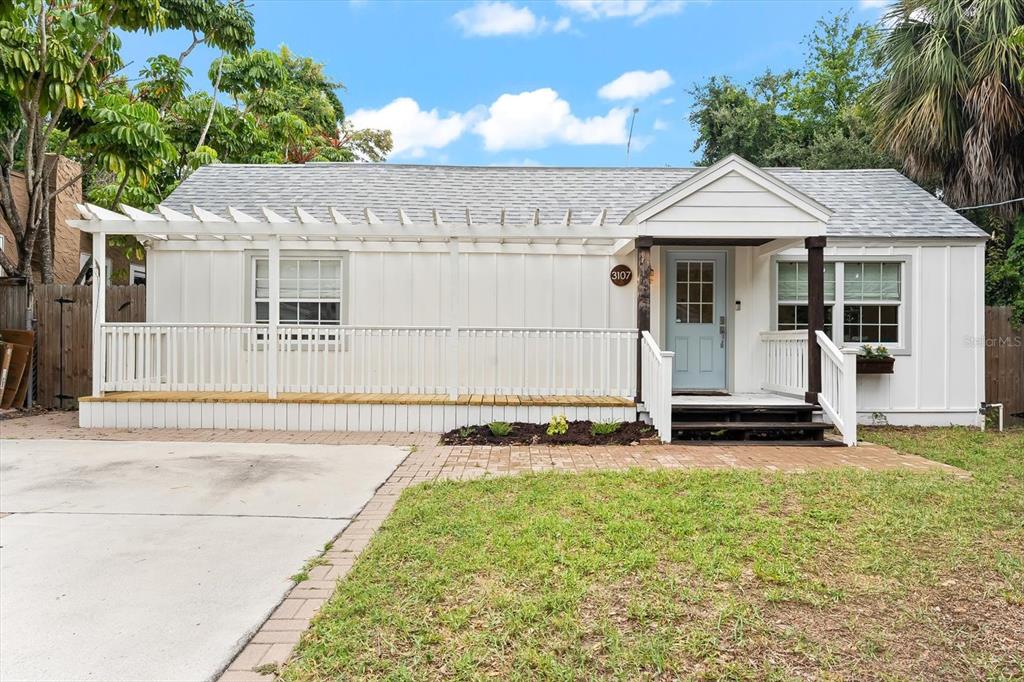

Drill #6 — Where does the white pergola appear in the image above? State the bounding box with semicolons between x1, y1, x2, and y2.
71;202;640;398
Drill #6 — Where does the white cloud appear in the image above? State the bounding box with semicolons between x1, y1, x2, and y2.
653;118;669;131
473;88;630;151
557;0;686;24
859;0;888;8
659;97;675;105
598;69;673;100
453;1;571;37
349;98;471;158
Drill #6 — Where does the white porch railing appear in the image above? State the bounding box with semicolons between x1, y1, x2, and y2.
100;323;637;398
104;324;268;392
817;330;858;446
640;331;674;442
759;330;808;398
759;329;858;446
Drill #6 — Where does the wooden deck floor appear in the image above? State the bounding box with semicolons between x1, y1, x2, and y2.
81;391;635;408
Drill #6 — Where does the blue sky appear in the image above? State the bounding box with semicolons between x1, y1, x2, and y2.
117;0;887;167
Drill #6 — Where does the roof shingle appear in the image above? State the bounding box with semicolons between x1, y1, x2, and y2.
162;163;987;239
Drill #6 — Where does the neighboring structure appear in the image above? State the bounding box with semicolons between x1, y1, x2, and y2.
1;155;87;282
71;155;989;442
0;155;144;284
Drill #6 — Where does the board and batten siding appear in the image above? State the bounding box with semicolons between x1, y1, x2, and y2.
146;246;636;329
765;241;985;426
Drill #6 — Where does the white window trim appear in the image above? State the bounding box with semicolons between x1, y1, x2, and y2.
771;255;913;355
247;250;348;327
129;263;146;285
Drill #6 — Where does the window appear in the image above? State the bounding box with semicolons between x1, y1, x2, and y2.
775;259;905;348
675;260;715;324
842;262;900;344
254;257;342;325
129;264;146;285
776;261;835;337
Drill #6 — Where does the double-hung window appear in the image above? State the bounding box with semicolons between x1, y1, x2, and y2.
775;259;905;349
254;257;342;325
776;261;835;337
841;262;900;344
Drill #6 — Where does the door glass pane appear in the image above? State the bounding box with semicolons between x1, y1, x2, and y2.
675;260;713;324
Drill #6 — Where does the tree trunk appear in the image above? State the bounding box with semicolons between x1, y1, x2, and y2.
196;58;223;151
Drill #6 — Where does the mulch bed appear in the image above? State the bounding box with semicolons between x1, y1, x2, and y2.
440;420;658;446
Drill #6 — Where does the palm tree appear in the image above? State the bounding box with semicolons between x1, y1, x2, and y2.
871;0;1024;215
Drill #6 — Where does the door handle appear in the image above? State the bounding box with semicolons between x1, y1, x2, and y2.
719;315;726;348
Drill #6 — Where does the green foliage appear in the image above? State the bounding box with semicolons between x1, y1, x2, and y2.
590;420;621;436
160;0;255;57
546;414;568;436
689;12;894;170
859;344;891;359
870;0;1024;214
488;421;513;437
985;216;1024;325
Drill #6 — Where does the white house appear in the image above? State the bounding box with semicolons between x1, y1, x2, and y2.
72;155;988;443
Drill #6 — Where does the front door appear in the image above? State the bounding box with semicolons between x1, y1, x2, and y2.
666;251;727;390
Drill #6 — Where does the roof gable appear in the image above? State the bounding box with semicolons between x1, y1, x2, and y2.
622;154;832;225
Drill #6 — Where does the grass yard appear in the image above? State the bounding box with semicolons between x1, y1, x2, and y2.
285;428;1024;681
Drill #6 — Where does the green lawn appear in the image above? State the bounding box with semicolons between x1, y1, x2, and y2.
285;428;1024;681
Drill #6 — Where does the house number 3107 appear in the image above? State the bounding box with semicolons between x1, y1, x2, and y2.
610;264;633;286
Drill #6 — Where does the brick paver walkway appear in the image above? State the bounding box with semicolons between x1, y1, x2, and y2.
0;412;966;680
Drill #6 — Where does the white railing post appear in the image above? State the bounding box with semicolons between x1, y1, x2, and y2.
840;348;858;446
447;238;460;399
267;236;280;399
91;232;106;396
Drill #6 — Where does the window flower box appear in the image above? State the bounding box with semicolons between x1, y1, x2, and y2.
856;356;895;374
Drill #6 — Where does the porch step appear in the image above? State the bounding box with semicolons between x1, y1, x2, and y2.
669;399;829;443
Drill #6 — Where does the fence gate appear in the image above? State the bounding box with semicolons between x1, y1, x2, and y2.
0;283;145;409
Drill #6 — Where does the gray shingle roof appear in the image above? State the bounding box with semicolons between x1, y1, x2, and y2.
163;163;987;239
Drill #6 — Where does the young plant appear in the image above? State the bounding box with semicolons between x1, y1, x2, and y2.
860;344;892;359
590;420;621;436
546;414;569;436
458;426;475;438
488;421;513;437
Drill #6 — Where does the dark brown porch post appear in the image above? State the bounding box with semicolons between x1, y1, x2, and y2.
805;235;826;405
635;236;653;404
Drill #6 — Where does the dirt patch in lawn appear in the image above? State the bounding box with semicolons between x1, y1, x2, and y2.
440;420;658;446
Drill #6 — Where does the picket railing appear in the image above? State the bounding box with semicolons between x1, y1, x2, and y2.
455;327;636;396
100;323;636;397
640;331;674;442
103;323;267;392
817;330;858;446
759;330;808;398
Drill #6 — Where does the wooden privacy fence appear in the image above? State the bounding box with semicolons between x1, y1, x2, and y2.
985;306;1023;418
0;283;145;409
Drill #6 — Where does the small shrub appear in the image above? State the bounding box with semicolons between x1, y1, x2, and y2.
547;414;568;436
488;421;513;437
590;420;621;436
458;426;475;438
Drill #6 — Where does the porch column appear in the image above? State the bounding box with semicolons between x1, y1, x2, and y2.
91;232;106;396
805;235;826;405
447;237;460;400
267;236;280;399
635;236;653;403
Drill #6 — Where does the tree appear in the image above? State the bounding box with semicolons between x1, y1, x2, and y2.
0;0;163;297
870;0;1024;216
688;73;797;167
688;12;894;170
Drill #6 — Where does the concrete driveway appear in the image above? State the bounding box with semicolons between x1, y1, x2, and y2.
0;438;407;682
